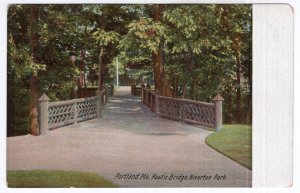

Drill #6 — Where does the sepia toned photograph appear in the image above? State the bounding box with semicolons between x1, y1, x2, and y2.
7;4;252;187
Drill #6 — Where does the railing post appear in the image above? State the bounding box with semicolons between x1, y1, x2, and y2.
141;83;145;102
96;89;102;118
213;94;224;132
155;93;159;117
145;89;148;106
110;84;114;96
39;93;50;135
74;102;78;123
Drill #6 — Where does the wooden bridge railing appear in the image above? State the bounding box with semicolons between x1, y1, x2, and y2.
141;87;224;132
38;88;108;135
77;85;114;98
131;85;142;96
142;87;156;112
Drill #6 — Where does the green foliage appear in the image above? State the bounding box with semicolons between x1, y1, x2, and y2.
205;125;252;169
93;29;120;46
7;170;117;187
7;33;46;136
8;35;46;77
119;18;161;54
7;5;89;135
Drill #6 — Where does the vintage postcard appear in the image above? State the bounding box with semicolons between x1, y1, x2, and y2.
4;0;294;190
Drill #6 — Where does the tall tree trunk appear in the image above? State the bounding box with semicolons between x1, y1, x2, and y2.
29;76;39;135
219;6;242;123
246;74;252;123
152;5;172;96
191;80;196;100
98;47;104;90
181;53;193;99
246;93;252;123
171;72;176;97
83;26;87;88
97;14;106;91
181;83;187;98
234;37;242;124
227;89;233;124
29;5;40;135
175;77;179;97
81;49;87;88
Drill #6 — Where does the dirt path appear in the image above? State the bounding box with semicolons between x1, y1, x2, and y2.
7;86;251;187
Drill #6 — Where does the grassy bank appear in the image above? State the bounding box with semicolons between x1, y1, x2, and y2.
205;124;252;169
7;170;117;188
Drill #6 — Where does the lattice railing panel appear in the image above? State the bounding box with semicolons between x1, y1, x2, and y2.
38;88;109;133
183;103;215;127
140;88;222;130
48;103;75;129
158;97;182;120
77;99;98;121
47;94;106;129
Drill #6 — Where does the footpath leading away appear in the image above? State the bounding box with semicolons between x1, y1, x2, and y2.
7;86;252;187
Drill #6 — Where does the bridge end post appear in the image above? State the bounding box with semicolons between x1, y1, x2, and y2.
96;89;102;118
39;93;50;135
213;94;224;132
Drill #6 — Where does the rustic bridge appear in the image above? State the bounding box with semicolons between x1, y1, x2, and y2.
37;85;224;135
8;86;251;187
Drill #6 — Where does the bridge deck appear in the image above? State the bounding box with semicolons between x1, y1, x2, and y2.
7;86;251;187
